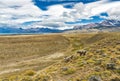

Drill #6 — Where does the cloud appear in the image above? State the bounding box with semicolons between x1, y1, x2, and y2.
0;0;120;29
67;0;120;20
106;6;120;20
0;0;42;25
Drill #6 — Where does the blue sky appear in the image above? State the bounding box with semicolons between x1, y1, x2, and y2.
0;0;120;30
32;0;99;10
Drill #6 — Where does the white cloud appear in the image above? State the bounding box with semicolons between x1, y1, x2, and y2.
0;0;120;29
44;5;69;17
0;0;42;25
68;0;120;20
0;0;73;29
106;6;120;20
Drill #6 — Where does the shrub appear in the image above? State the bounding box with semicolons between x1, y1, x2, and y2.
106;63;116;70
34;74;50;81
21;76;33;81
88;75;102;81
81;80;87;81
101;71;111;78
1;78;9;81
94;59;102;65
110;77;120;81
87;59;95;64
116;69;120;74
94;66;101;72
9;75;21;81
24;70;36;76
77;61;85;67
62;68;76;75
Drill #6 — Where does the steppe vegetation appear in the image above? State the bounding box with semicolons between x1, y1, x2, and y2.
0;35;69;77
0;32;120;81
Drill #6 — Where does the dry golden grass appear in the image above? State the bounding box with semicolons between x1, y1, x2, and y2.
0;35;69;62
0;34;70;77
0;32;120;81
30;32;120;81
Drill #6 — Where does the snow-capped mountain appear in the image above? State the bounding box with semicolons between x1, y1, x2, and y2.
74;20;120;30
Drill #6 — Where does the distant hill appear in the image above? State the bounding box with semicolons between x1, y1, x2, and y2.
74;20;120;30
0;27;63;34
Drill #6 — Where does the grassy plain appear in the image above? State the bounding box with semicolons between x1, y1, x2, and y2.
0;32;120;81
0;34;70;77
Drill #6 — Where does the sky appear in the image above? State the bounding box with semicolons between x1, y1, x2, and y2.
0;0;120;30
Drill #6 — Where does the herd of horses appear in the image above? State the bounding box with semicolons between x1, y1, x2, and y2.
64;50;87;62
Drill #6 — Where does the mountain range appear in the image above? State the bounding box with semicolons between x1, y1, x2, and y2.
0;27;63;34
74;20;120;30
0;20;120;34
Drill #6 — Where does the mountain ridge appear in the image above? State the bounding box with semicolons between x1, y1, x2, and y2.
0;27;63;34
74;20;120;30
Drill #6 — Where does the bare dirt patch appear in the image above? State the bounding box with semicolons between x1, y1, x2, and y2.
0;52;64;76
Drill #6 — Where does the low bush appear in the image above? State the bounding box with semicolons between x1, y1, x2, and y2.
62;68;76;75
24;70;36;76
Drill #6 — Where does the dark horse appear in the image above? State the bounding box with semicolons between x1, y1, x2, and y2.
77;50;87;56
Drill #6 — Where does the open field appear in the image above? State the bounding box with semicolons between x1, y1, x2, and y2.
0;32;120;81
0;34;70;77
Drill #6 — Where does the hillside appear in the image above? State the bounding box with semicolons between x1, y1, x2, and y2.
0;33;120;81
